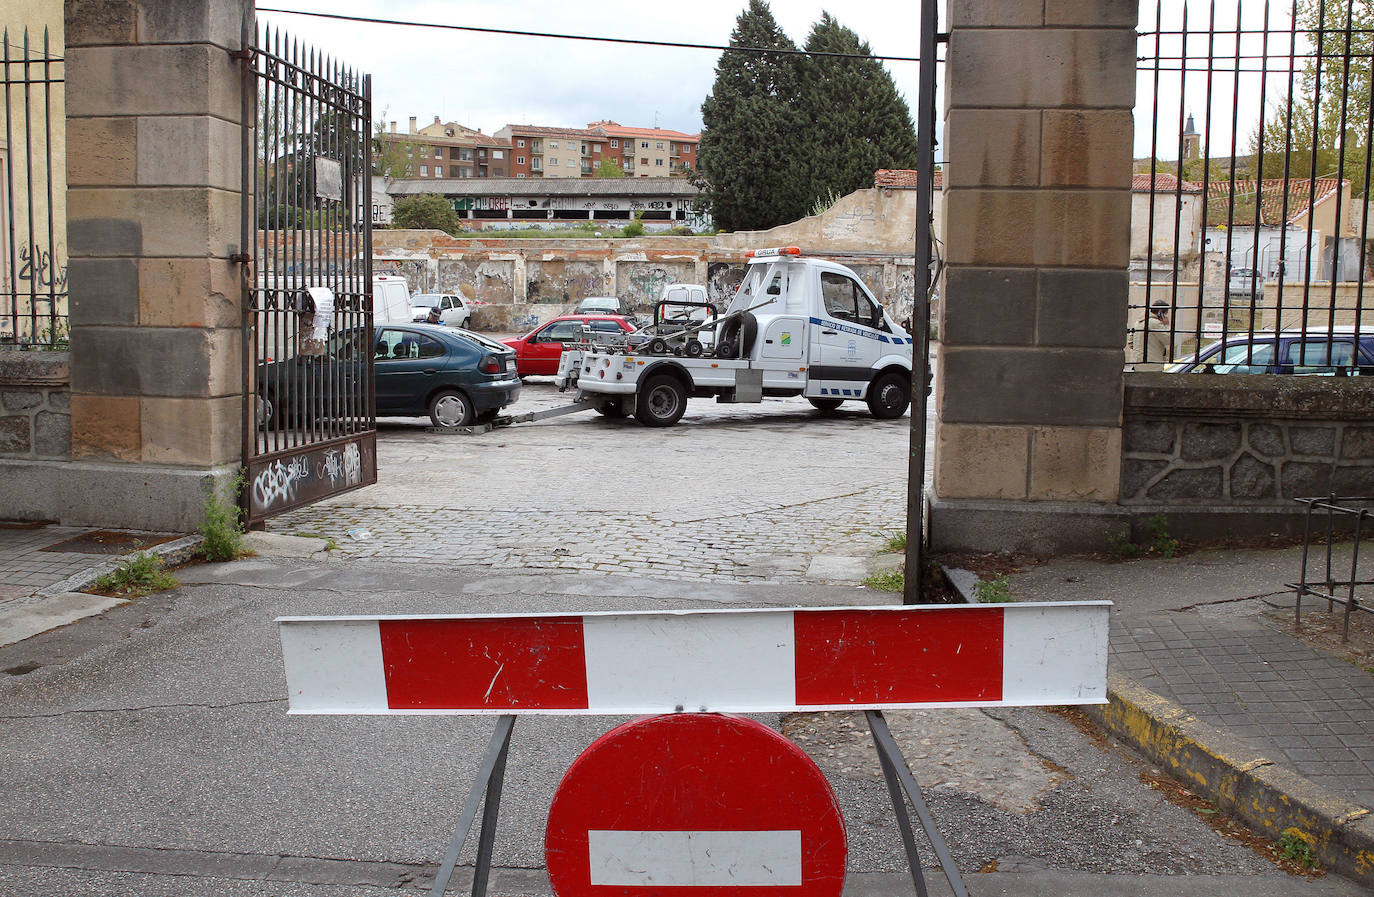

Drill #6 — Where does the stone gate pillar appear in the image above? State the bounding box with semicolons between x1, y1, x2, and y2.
63;0;250;530
931;1;1138;553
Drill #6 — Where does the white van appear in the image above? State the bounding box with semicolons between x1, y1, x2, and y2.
372;276;412;324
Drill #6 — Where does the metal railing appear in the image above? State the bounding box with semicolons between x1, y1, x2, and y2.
1;27;65;348
1132;1;1373;371
1288;494;1374;642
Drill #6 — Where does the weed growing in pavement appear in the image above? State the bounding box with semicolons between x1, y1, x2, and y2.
973;576;1013;603
1105;526;1141;560
862;569;905;592
1145;514;1180;558
201;472;247;561
92;553;179;597
1274;828;1317;870
881;531;907;553
295;532;341;552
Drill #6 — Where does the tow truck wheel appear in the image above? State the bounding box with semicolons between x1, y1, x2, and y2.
866;372;910;420
635;374;687;427
595;397;629;418
685;339;704;358
429;389;473;427
648;337;669;355
808;397;844;413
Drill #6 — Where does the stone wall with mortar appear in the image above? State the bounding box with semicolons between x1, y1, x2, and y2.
1121;373;1374;507
0;351;71;461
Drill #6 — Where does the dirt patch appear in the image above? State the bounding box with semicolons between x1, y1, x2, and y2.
1261;599;1374;675
932;551;1045;580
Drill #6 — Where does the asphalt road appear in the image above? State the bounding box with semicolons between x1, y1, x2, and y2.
0;381;1363;895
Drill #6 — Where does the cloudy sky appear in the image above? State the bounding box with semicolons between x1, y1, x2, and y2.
256;1;1298;163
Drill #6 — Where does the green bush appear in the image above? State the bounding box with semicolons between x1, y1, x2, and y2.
201;473;246;561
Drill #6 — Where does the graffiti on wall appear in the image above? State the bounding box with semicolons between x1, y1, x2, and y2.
526;260;610;305
616;262;697;311
436;259;515;306
706;262;745;310
16;242;67;292
247;436;376;516
374;258;428;293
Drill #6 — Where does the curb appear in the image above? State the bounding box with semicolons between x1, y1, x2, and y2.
1083;673;1374;887
37;533;204;597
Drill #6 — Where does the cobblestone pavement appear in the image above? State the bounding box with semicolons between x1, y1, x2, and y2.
271;379;928;583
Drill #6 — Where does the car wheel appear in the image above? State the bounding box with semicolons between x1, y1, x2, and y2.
685;339;704;358
595;397;629;418
866;372;910;420
257;393;274;429
429;389;473;427
635;374;687;427
808;397;844;414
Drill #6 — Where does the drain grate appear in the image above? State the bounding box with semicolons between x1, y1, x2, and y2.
40;530;178;555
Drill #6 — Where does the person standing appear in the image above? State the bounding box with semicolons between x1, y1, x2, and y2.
1145;299;1171;363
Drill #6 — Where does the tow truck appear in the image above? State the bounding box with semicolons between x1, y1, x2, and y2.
553;247;915;427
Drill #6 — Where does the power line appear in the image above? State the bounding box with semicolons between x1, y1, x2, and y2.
254;8;925;63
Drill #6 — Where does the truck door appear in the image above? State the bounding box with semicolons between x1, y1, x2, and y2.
808;270;888;400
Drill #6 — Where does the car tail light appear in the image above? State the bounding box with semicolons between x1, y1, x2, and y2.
480;355;501;374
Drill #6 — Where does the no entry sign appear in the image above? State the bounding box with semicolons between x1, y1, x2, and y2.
545;713;846;897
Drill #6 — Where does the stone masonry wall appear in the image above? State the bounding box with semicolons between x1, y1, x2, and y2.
0;350;71;461
1121;373;1374;505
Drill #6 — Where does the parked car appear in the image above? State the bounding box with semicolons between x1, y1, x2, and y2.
258;324;519;429
502;314;637;376
1227;267;1265;298
1165;327;1374;375
411;292;473;328
373;275;412;324
575;296;628;316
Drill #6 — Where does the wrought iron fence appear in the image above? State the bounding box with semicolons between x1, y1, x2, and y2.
1132;0;1373;372
1288;494;1374;642
1;27;65;348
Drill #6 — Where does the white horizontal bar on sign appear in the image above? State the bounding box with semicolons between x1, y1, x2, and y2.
587;830;802;887
1002;603;1110;704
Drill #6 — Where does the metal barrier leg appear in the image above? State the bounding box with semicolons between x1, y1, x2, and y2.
431;714;516;897
865;710;968;897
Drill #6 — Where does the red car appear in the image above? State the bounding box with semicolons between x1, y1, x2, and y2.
503;314;636;376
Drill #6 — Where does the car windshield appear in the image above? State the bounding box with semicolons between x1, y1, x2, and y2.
411;295;441;309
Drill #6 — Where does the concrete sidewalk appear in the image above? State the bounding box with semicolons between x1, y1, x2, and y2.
1001;544;1374;886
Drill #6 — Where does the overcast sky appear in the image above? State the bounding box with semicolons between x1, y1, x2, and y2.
256;1;1298;163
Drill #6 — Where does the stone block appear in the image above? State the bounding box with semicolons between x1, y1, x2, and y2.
60;459;239;531
69;258;141;326
1248;423;1285;456
0;416;31;454
66;186;239;259
1;390;43;411
140;395;240;466
1037;269;1128;348
1040;111;1134;188
65;0;138;47
1147;467;1223;500
66;44;239;122
1029;426;1121;500
48;390;70;412
945;110;1041;188
1289;426;1336;456
1332;466;1374;495
70;393;140;460
1032;191;1132;268
33;410;71;458
1044;0;1139;27
0;350;69;387
70;327;230;398
66;117;137;186
949;1;1044;27
940;346;1124;427
1340;427;1374;459
941;268;1036;346
139;258;241;328
1123;419;1175;454
137;116;241;191
1120;458;1169;498
1181;422;1242;460
933;422;1029;500
136;0;249;50
947;29;1137;109
1281;461;1334;499
1230;453;1277;499
943;190;1037;267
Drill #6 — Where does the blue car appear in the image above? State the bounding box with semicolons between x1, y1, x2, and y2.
1165;328;1374;375
259;324;519;429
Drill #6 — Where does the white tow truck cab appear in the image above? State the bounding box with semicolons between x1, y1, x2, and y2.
555;247;914;427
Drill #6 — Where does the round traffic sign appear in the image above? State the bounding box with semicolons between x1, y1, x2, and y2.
546;713;846;897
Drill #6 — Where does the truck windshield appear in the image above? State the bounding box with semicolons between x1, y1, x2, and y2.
730;261;786;314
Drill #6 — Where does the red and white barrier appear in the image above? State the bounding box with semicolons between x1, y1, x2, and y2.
278;602;1109;715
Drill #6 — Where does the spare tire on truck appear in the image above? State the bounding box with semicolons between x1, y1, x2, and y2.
714;312;758;359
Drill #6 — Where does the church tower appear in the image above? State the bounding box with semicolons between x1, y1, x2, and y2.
1181;113;1200;162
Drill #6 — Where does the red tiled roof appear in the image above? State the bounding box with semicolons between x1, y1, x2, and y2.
1205;177;1344;226
873;169;943;189
1132;172;1203;193
591;124;698;142
502;125;598;139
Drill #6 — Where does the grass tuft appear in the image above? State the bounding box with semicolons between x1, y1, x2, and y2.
92;552;179;597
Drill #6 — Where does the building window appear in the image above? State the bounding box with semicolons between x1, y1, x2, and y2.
460;169;471;178
517;172;526;178
592;143;602;152
449;147;459;159
610;139;618;148
495;168;505;176
640;158;648;166
549;140;559;149
655;158;664;166
420;165;428;176
683;145;691;154
435;168;442;177
493;150;504;160
434;147;442;158
550;157;559;166
517;156;525;165
517;138;525;147
450;165;460;177
641;141;649;149
656;141;664;150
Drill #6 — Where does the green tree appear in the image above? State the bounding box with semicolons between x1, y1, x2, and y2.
800;13;919;203
594;158;626;178
391;194;463;235
698;0;810;232
373;118;417;178
1252;0;1372;197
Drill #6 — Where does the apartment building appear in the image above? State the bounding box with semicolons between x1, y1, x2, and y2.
493;121;699;179
379;116;512;179
586;121;699;177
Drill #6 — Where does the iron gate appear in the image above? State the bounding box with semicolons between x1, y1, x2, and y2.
240;22;377;526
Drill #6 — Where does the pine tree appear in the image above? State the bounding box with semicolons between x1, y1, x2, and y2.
698;0;810;232
801;13;920;202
